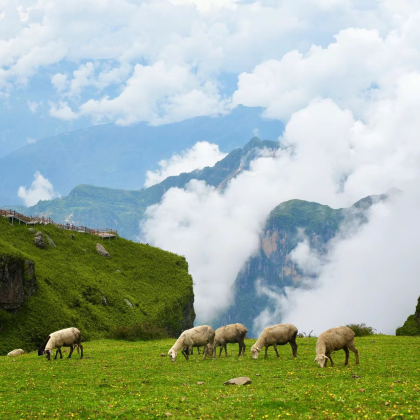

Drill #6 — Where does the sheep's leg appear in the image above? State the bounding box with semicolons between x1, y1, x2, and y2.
59;348;63;359
242;342;246;357
290;337;298;357
264;346;268;359
343;346;349;366
68;344;74;358
348;343;359;365
182;348;189;361
218;346;223;357
327;353;334;367
54;349;59;360
79;343;83;359
238;342;242;358
273;345;280;358
202;345;208;361
224;344;228;357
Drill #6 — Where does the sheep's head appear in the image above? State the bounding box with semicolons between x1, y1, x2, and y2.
314;354;328;368
251;344;261;359
45;349;53;361
206;344;214;357
37;347;45;356
168;349;177;362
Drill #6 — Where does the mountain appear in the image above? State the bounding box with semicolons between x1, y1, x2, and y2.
0;106;283;205
219;195;387;337
12;137;279;240
0;215;195;355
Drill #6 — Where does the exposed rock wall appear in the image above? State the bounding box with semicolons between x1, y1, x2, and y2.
0;254;37;312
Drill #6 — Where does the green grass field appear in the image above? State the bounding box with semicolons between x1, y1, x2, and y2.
1;336;419;419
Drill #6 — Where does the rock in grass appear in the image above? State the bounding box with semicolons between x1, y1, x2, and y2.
34;232;46;249
96;243;110;258
160;353;166;357
224;377;252;386
197;381;204;385
28;228;34;233
46;235;56;248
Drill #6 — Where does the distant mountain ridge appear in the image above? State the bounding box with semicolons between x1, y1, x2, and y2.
17;137;280;239
0;106;283;205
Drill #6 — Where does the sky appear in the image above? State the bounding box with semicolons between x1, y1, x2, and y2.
2;0;420;334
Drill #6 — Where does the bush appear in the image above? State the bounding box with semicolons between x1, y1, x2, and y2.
108;323;168;341
346;323;376;337
396;315;420;336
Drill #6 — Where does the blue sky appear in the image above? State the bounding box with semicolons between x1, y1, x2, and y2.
2;0;416;154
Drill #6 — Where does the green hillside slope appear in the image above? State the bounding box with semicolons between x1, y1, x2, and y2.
0;217;195;355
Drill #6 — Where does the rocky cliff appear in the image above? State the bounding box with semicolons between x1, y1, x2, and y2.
0;254;36;312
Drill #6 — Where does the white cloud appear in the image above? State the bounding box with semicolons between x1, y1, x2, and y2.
79;61;228;125
169;0;240;11
18;171;58;206
51;73;68;93
26;137;36;144
48;101;77;121
145;141;227;187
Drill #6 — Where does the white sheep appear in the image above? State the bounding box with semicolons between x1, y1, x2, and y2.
213;323;248;357
7;349;25;357
251;323;298;359
168;325;215;362
314;326;359;368
38;327;83;360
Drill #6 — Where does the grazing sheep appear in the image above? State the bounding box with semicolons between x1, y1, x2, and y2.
7;349;25;357
213;323;248;357
168;325;215;362
38;327;83;360
314;326;359;368
251;323;298;359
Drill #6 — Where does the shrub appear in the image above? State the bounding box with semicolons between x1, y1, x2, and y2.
346;323;376;337
108;323;168;341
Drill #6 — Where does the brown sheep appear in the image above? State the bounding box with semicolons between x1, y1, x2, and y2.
212;323;248;357
314;326;359;368
251;323;298;359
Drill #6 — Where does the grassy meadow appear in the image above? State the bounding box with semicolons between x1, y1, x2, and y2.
1;336;419;419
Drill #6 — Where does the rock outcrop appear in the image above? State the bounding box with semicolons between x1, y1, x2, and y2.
224;377;252;386
0;254;37;312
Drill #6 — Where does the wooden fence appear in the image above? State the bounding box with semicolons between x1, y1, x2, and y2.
0;209;117;239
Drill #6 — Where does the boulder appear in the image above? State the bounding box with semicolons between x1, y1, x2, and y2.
34;232;46;249
224;377;252;386
28;228;34;233
46;235;56;248
96;243;110;258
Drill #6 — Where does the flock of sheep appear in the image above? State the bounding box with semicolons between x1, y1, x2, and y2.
35;323;359;368
168;322;359;368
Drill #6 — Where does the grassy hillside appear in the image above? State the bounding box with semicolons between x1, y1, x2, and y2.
0;336;419;419
0;216;195;355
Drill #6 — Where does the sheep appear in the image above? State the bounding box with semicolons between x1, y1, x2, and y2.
251;323;298;359
38;327;83;360
168;325;215;362
7;349;25;357
314;326;359;368
212;323;248;357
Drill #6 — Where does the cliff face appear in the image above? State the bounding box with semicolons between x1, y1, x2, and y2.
0;254;36;312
